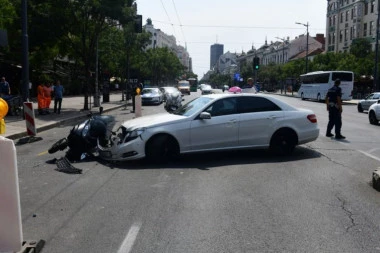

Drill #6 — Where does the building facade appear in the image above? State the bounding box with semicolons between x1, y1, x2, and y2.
210;44;224;69
143;18;192;72
326;0;378;52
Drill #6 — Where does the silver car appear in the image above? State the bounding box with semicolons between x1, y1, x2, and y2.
201;84;213;95
368;99;380;125
358;92;380;112
141;88;164;105
98;93;320;162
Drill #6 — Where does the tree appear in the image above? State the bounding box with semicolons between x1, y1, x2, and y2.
350;38;372;58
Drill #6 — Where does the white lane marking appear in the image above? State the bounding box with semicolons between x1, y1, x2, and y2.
359;150;380;162
117;222;142;253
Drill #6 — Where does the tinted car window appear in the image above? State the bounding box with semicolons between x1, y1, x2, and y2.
238;97;281;113
205;97;237;116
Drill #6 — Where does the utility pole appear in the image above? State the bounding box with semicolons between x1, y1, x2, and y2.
94;37;100;107
296;21;309;74
374;0;380;91
21;0;29;102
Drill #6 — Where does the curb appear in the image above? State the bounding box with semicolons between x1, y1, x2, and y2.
5;104;125;141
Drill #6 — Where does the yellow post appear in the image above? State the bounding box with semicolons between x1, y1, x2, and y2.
0;98;8;134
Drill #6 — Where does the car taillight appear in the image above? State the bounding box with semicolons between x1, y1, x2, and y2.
307;114;317;123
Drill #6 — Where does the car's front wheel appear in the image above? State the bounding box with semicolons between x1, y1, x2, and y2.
369;111;379;125
146;134;179;163
358;103;363;113
270;129;297;155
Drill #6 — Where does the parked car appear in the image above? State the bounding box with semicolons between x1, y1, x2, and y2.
141;87;164;105
159;86;182;102
200;84;213;95
368;99;380;125
358;92;380;112
98;93;320;162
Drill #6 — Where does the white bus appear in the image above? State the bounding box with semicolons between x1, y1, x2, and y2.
298;71;354;101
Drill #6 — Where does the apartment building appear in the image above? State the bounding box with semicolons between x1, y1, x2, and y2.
326;0;378;52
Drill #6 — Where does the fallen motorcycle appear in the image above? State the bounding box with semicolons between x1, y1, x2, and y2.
48;112;116;161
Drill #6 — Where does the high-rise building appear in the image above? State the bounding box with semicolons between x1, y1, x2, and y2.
210;44;224;70
326;0;378;52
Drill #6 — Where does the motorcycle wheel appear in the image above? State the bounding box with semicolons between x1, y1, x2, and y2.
48;138;69;154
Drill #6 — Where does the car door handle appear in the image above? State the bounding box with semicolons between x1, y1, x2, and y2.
229;119;238;123
267;115;278;119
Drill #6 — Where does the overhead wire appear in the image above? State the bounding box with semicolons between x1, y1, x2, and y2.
159;0;178;42
171;0;187;47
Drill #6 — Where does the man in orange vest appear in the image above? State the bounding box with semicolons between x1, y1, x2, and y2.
37;82;46;115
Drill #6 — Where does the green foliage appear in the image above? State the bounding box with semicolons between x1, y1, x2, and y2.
350;38;372;58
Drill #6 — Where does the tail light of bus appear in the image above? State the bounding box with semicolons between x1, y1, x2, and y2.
307;114;317;123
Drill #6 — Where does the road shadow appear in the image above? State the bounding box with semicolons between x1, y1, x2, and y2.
99;146;322;171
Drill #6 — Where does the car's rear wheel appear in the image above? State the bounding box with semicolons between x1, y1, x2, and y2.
146;134;179;163
369;111;379;125
270;129;297;155
358;104;363;113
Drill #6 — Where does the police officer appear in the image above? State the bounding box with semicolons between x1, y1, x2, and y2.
325;78;345;139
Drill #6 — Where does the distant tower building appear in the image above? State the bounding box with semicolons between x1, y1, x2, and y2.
210;43;224;70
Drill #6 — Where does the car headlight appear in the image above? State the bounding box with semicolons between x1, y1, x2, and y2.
125;128;145;142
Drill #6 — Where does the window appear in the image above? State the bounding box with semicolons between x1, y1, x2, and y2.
340;30;343;42
364;23;367;36
237;97;281;113
340;13;344;23
345;29;348;41
346;11;349;21
206;98;237;116
365;3;369;15
370;21;374;36
371;1;375;13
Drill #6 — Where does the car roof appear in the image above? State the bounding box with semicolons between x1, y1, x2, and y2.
201;93;297;110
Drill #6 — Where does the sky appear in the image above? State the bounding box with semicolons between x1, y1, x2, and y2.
136;0;327;79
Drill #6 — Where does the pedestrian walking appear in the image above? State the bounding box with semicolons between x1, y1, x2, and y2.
53;80;64;114
325;79;345;139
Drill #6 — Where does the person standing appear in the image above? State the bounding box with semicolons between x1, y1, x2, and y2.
43;82;53;113
53;80;64;114
0;77;11;99
37;82;46;115
325;79;345;139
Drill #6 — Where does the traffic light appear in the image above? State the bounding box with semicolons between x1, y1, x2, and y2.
253;57;260;70
134;15;143;33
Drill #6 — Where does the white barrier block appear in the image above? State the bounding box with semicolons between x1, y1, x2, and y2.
135;95;142;118
0;136;23;252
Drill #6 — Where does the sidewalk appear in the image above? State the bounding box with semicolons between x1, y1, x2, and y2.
274;90;360;105
1;92;128;140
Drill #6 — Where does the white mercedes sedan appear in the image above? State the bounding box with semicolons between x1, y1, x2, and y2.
98;93;319;162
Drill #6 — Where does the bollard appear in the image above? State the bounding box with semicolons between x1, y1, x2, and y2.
0;98;8;134
0;137;23;252
135;95;142;117
23;102;37;136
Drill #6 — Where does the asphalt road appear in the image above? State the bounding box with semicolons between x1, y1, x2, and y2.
14;90;380;253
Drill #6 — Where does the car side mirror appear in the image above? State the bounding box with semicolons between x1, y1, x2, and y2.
199;112;211;119
378;99;380;104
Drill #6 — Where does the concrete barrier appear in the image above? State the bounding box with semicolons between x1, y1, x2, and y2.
0;136;23;252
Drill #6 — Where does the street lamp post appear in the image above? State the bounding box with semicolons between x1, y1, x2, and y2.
275;37;287;64
296;21;309;74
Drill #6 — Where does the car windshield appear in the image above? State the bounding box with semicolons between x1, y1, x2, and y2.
163;87;178;93
172;96;213;116
179;83;189;87
142;89;157;94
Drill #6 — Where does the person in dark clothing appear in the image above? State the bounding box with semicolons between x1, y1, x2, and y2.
325;79;345;139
